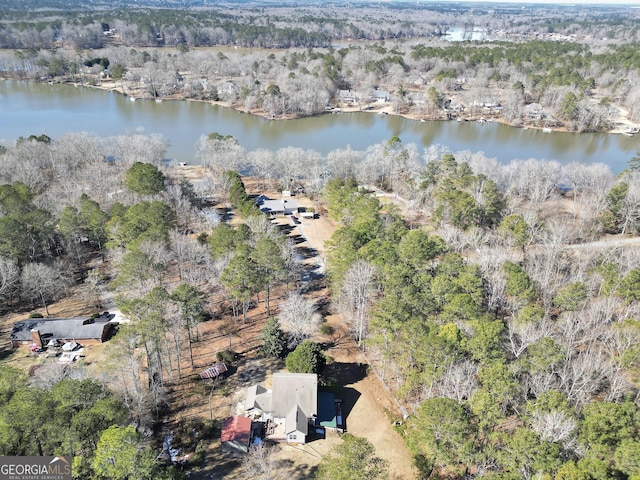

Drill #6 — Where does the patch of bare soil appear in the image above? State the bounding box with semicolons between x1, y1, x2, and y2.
168;164;212;181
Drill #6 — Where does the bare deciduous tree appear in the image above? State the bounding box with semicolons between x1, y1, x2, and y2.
558;349;609;407
434;360;479;402
165;302;188;379
505;319;553;360
278;292;321;348
242;444;283;480
530;410;577;445
282;238;303;289
28;363;84;390
0;256;19;303
83;268;104;309
169;230;211;284
103;324;154;429
112;133;168;168
196;135;246;174
20;262;71;315
340;260;377;347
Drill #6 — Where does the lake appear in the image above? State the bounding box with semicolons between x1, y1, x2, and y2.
1;80;639;173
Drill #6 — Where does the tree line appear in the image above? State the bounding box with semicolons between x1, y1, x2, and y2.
3;38;639;130
322;147;640;478
1;132;637;317
1;1;638;49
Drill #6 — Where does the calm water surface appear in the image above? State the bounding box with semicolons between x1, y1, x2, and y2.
1;80;639;173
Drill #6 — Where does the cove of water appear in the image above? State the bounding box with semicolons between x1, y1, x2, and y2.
1;80;639;173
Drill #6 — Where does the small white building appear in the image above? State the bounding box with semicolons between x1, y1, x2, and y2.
338;89;358;104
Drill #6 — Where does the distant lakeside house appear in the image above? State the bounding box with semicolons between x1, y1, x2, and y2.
371;90;390;103
10;313;115;348
338;89;358;104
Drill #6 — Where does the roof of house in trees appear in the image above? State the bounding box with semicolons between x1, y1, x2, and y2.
256;195;299;215
271;372;317;419
10;314;115;344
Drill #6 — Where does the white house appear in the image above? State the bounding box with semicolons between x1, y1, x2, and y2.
371;90;390;103
284;405;309;444
256;195;299;217
338;89;358;104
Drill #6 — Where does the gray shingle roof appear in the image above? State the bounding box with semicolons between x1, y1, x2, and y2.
245;385;272;413
10;317;112;343
271;373;317;419
285;404;308;435
260;199;298;215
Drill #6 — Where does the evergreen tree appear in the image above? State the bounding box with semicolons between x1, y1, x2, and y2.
285;340;325;374
261;317;286;358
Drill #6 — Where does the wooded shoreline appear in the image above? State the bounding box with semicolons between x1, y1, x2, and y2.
9;74;632;137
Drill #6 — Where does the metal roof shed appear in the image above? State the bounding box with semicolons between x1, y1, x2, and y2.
199;363;228;380
221;416;252;454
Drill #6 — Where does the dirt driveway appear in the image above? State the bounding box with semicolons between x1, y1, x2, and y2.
198;200;417;479
272;204;417;479
322;316;417;480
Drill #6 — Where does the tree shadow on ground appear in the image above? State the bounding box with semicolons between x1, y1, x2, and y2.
289;233;306;245
193;449;241;480
322;361;367;432
320;328;353;352
276;224;295;236
328;361;359;380
322;361;369;389
328;386;361;433
294;245;318;259
278;458;319;479
313;295;331;315
228;356;283;390
0;346;15;362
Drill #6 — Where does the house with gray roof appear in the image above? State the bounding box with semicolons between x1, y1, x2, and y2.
10;313;115;348
371;90;390;103
255;195;299;217
245;373;318;445
271;372;317;419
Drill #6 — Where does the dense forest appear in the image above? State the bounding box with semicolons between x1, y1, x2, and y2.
0;126;639;477
324;149;640;477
